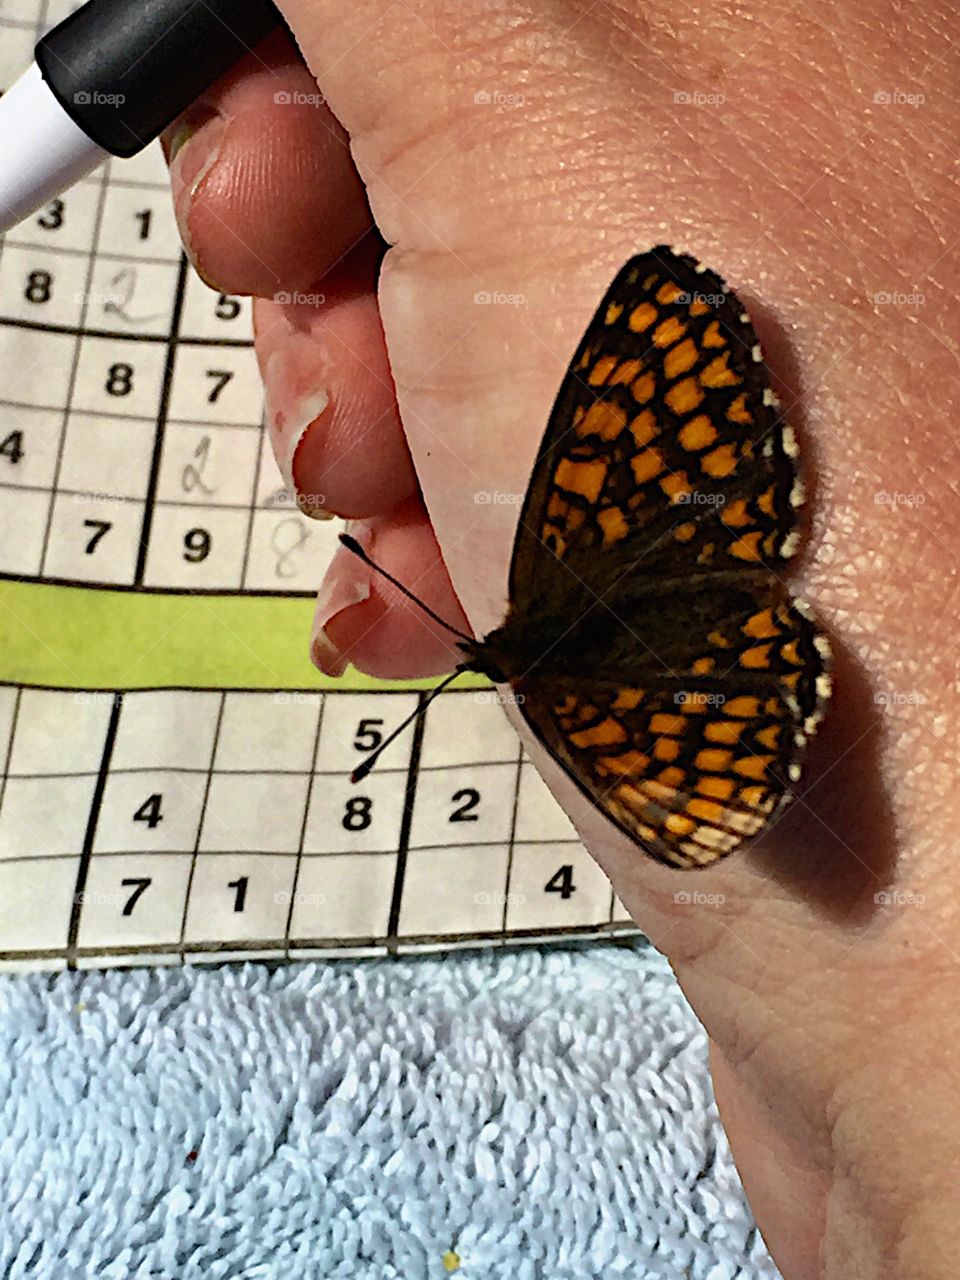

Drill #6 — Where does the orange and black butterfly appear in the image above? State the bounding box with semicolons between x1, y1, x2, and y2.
345;246;831;869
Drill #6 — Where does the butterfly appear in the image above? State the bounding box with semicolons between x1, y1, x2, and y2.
344;246;831;869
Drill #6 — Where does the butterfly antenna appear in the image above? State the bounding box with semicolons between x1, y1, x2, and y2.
351;667;466;783
339;533;474;644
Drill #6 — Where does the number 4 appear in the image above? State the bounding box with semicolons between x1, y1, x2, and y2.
545;865;576;899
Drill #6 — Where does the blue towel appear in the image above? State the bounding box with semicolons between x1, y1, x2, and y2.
0;941;778;1279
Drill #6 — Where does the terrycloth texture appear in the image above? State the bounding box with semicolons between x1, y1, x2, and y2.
0;942;779;1280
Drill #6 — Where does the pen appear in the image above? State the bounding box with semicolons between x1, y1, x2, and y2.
0;0;282;234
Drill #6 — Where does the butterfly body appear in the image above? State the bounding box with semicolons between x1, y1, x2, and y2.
459;246;831;870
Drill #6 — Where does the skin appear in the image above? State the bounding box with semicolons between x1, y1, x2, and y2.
162;4;960;1275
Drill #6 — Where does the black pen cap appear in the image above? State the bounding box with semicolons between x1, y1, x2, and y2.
35;0;282;158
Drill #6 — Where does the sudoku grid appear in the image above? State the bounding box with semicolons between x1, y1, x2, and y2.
0;1;336;595
0;685;634;969
0;0;639;969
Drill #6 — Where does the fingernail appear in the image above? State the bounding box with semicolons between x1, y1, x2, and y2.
310;528;372;676
166;113;229;289
264;354;334;520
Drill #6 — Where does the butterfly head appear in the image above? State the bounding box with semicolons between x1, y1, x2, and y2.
457;630;512;686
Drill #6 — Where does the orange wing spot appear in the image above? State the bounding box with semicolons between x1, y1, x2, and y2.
576;347;595;371
630;410;658;447
605;301;624;325
757;484;777;516
657;281;684;305
695;748;732;772
701;443;738;477
664;338;699;379
674;522;696;543
741;644;772;669
763;697;781;716
661;471;692;502
781;639;803;665
597;750;650;777
632;371;656;404
697;775;736;800
730;531;764;561
678;415;718;452
735;754;773;781
547;494;570;519
686;797;726;824
653;316;687;348
726;393;753;424
587;354;618;385
691;656;715;675
721;498;751;528
643;779;679;804
707;629;732;649
598;506;629;546
628;302;658;332
689;298;710;317
631;448;664;484
665;813;696;836
611;357;645;385
743;607;778;639
566;507;585;531
555;457;608;502
554;695;577;716
783;671;801;691
666;378;703;415
543;525;567;558
654;737;680;762
658;766;685;787
612;687;645;711
570;717;628;749
702;320;727;349
740;785;768;808
704;720;745;745
697;542;715;565
700;353;740;388
725;695;761;717
756;725;780;750
577;400;628;441
650;712;686;736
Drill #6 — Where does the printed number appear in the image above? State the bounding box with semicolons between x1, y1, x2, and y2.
120;878;151;916
37;200;64;231
105;363;134;397
83;519;111;553
215;295;241;321
354;719;384;753
133;794;163;829
24;270;51;304
183;528;211;562
545;865;576;900
134;209;152;241
0;431;24;465
227;876;248;913
205;370;233;403
343;796;372;831
450;788;480;823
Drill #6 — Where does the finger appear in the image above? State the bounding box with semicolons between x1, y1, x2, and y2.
310;498;468;680
253;243;418;521
161;28;371;297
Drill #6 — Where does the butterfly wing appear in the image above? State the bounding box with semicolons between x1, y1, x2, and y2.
509;246;804;604
514;588;830;869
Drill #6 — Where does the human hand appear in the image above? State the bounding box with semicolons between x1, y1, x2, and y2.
163;4;960;1275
